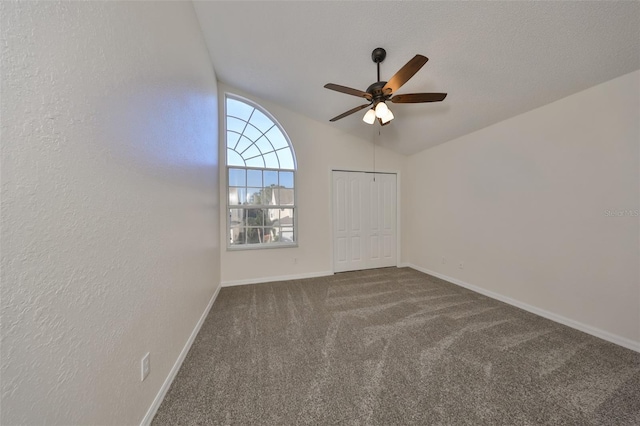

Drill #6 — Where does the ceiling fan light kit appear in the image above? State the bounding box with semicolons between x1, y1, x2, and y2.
324;47;447;125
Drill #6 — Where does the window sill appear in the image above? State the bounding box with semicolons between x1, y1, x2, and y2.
226;243;298;252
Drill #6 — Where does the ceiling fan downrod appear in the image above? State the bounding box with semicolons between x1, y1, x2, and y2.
371;47;386;83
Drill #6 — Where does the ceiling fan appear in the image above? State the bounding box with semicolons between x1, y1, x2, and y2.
324;47;447;126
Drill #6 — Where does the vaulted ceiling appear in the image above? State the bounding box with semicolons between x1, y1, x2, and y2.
193;1;640;155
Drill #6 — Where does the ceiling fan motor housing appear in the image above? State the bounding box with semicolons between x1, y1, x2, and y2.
366;81;389;104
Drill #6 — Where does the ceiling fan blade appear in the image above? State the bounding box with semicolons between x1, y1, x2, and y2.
382;55;429;95
390;93;447;103
329;103;371;122
324;83;372;100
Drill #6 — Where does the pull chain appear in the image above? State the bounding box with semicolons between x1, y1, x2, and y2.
372;127;380;182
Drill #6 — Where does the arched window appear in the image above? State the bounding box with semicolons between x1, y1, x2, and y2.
225;94;297;248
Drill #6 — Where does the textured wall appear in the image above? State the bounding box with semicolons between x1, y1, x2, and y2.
1;2;219;424
404;70;640;345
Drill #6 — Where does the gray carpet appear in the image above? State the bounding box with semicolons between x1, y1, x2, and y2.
152;267;640;425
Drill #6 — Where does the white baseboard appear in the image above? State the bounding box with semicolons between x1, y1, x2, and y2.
222;270;334;287
406;264;640;353
140;284;222;426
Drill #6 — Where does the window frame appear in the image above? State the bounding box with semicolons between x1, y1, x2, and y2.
224;93;298;251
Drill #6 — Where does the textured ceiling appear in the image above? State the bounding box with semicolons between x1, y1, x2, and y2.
193;1;640;155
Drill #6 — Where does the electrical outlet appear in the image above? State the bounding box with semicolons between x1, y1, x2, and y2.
293;257;298;264
458;261;464;270
141;353;150;381
442;257;446;265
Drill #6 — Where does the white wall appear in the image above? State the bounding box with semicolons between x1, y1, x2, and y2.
218;83;406;285
404;70;640;347
1;2;220;425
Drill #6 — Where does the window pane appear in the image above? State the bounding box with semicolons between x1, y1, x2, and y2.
227;150;244;167
235;136;252;154
245;207;265;225
279;207;294;222
261;187;276;205
264;227;277;244
266;209;280;224
265;127;289;150
242;144;261;160
246;157;264;168
280;226;294;243
229;208;245;245
276;189;294;206
264;170;278;187
243;123;263;142
228;168;246;186
249;109;274;133
227;131;240;148
229;226;245;245
246;188;263;205
270;188;279;206
227;98;254;121
263;152;279;169
245;227;264;244
228;208;244;225
247;169;262;187
255;136;274;155
270;227;281;243
261;228;270;244
277;149;295;170
227;116;246;133
279;171;294;188
228;187;247;205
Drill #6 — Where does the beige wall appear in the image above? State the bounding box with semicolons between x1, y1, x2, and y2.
1;2;220;424
404;70;640;347
218;83;407;284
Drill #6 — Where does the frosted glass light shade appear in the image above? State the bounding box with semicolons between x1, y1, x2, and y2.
363;108;376;124
375;102;389;118
381;109;394;124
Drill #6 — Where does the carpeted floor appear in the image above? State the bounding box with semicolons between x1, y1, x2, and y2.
152;267;640;425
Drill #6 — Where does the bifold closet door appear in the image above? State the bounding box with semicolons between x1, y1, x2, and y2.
333;171;397;273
